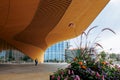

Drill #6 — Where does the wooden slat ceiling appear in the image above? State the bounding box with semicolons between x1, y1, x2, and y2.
0;0;109;62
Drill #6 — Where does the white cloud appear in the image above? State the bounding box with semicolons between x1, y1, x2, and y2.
100;35;120;53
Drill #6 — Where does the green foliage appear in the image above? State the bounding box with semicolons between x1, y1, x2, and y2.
116;54;120;61
109;53;116;59
99;51;107;62
100;51;106;59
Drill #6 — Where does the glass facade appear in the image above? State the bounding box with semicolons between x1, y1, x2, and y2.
0;39;33;63
44;41;70;62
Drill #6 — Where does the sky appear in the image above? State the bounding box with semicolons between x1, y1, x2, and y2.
70;0;120;53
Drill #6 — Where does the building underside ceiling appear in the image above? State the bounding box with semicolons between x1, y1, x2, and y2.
0;0;109;62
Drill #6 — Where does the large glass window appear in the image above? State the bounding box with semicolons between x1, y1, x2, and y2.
44;41;69;62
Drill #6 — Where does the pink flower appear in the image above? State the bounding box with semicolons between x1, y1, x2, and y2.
51;75;54;79
64;77;68;80
61;71;64;75
68;70;71;75
71;70;74;74
102;75;105;80
96;72;100;78
67;65;71;68
57;76;60;80
74;75;80;80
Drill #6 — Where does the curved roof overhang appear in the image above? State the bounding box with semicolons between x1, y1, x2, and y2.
0;0;109;62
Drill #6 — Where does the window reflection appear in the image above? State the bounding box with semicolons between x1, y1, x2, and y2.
44;41;69;63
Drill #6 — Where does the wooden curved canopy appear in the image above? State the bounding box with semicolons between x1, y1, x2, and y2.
0;0;109;62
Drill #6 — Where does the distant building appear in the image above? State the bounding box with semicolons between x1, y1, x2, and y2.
5;50;25;62
44;41;70;62
0;39;32;63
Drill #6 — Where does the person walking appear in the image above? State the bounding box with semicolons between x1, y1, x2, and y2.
35;58;38;66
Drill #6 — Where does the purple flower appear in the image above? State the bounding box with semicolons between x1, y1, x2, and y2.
102;71;107;78
86;68;91;73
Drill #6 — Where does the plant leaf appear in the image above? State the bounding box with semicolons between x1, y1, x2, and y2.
101;28;116;35
80;32;87;48
95;43;103;49
86;26;98;36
